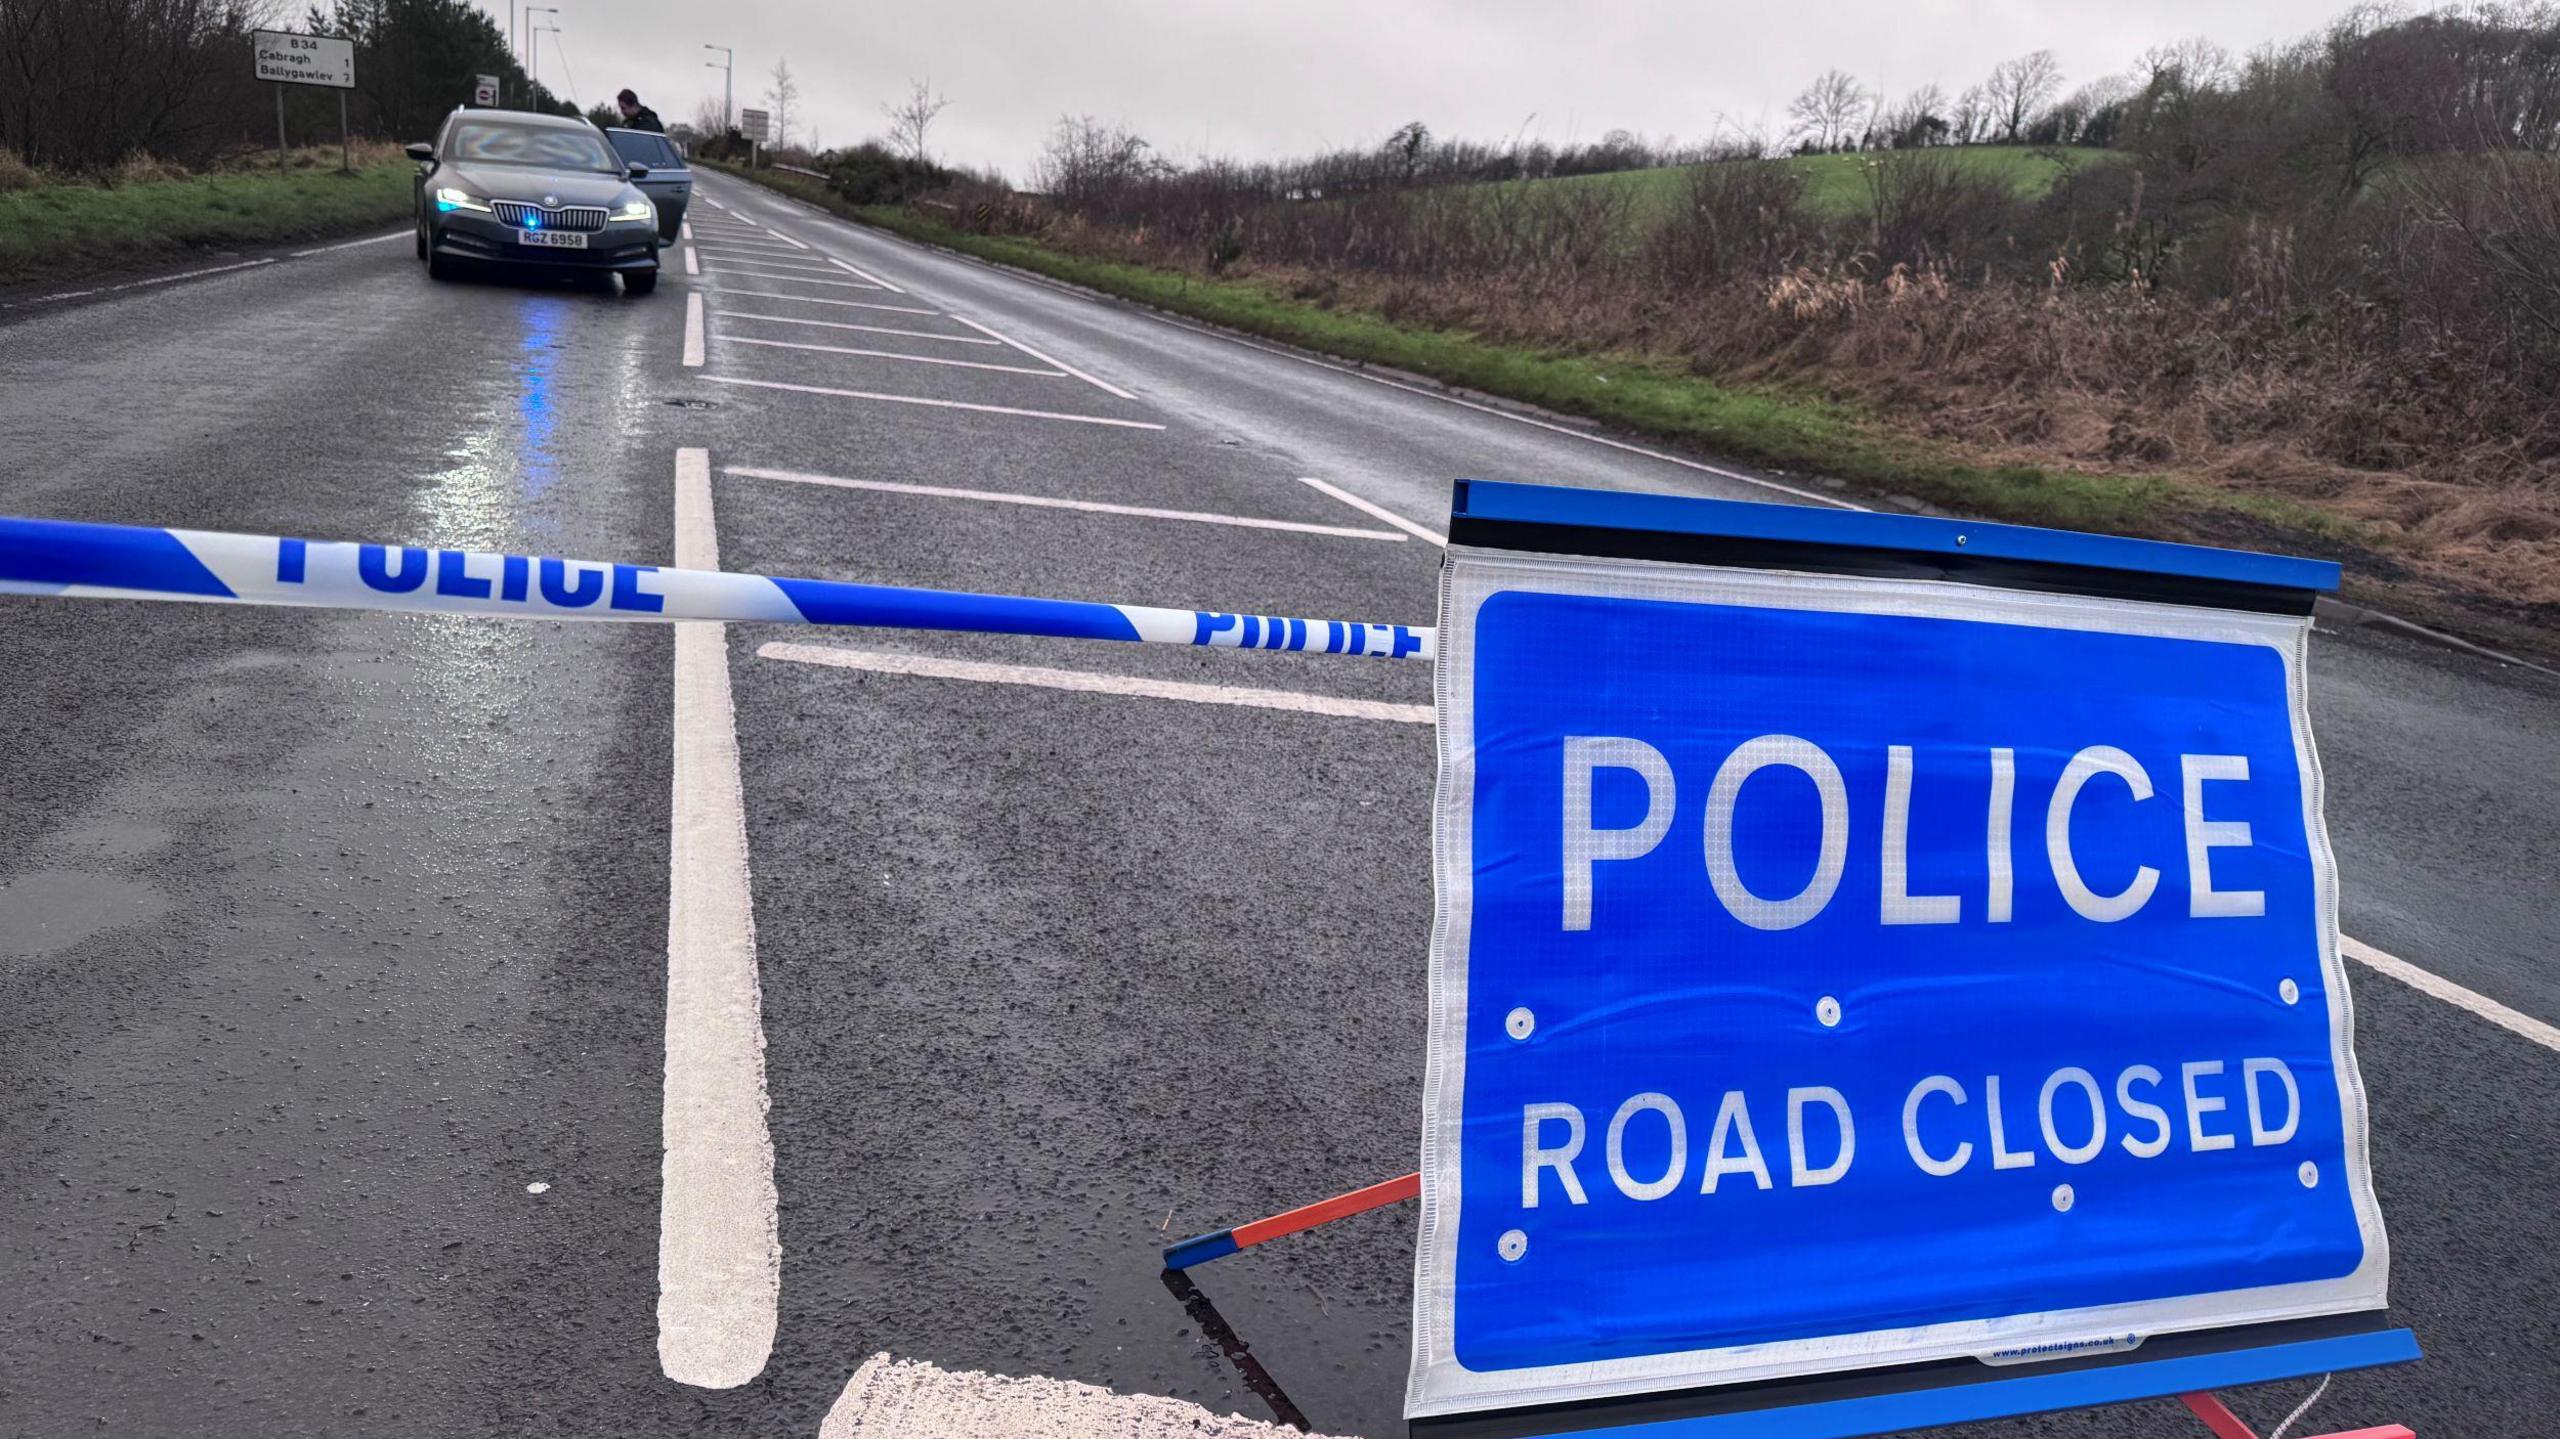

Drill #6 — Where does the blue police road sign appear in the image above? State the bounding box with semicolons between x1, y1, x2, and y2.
1407;485;2386;1418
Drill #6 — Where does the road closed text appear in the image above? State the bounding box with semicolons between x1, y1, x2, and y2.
1520;1057;2305;1209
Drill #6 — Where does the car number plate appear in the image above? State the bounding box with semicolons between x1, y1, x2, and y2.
517;230;587;249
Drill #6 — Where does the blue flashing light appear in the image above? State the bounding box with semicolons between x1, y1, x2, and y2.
524;211;541;229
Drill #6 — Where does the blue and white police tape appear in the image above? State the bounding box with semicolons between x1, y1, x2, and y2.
0;515;1436;660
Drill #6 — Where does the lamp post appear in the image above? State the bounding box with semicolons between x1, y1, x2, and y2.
523;6;558;89
704;45;733;134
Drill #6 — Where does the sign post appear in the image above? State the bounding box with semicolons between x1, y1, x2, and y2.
1407;481;2409;1435
474;73;501;107
739;106;770;166
253;30;356;176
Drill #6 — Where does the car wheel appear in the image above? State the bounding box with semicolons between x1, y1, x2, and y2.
427;247;459;282
415;216;428;262
623;268;659;296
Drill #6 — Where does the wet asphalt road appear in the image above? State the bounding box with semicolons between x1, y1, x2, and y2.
1;172;2556;1438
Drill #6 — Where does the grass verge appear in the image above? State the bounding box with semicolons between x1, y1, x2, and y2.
717;161;2371;556
0;158;415;288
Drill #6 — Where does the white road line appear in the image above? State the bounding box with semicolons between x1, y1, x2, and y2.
707;266;887;290
2344;935;2560;1054
289;230;409;257
681;220;693;241
950;314;1138;401
692;239;816;258
727;465;1410;541
705;375;1167;430
7;256;278;308
700;195;727;210
1297;476;1447;546
709;291;941;316
683;292;705;368
661;448;780;1390
757;228;810;250
825;255;907;293
717;335;1066;375
695;248;842;270
684;246;700;277
712;312;1001;344
762;643;1434;724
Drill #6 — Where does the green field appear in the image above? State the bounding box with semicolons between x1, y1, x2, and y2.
1486;145;2095;224
0;156;415;287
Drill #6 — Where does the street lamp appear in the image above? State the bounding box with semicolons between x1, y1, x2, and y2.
523;6;558;80
704;45;733;133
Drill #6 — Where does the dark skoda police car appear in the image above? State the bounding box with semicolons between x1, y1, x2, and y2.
408;109;663;293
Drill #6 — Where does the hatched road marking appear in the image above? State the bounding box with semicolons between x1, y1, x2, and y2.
712;312;1001;344
717;334;1067;375
704;375;1165;430
726;465;1410;541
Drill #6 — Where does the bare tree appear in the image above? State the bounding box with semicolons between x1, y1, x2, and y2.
1883;82;1950;147
881;77;949;162
1983;50;2064;142
1789;69;1872;152
764;59;799;149
691;94;729;138
1949;84;1988;145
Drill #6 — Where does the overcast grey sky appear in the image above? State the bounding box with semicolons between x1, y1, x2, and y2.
498;0;2360;178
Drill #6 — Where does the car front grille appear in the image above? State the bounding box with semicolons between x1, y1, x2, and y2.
492;201;609;232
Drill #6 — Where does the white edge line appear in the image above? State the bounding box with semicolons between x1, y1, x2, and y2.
704;375;1164;430
710;312;1001;344
681;220;693;240
683;291;705;368
758;227;809;250
710;291;941;316
289;230;408;257
12;256;278;307
2343;934;2560;1054
761;643;1433;724
660;447;781;1389
684;246;700;277
825;255;908;293
949;314;1138;401
726;465;1407;541
1297;476;1447;547
716;335;1067;376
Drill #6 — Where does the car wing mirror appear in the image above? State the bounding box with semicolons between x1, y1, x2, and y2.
405;143;434;164
627;164;651;180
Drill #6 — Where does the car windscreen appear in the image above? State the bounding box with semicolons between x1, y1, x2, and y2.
447;121;621;173
607;132;683;168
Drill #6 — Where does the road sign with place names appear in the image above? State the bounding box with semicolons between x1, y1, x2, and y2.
738;108;771;142
252;30;354;90
1406;482;2388;1418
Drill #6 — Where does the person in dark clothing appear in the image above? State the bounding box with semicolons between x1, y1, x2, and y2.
615;89;664;133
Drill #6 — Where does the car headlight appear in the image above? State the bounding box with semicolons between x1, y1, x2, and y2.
434;186;493;213
611;196;656;222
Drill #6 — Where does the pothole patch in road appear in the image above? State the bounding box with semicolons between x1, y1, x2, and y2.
664;397;723;410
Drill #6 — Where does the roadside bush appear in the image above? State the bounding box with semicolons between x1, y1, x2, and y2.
0;147;38;192
822;141;952;207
